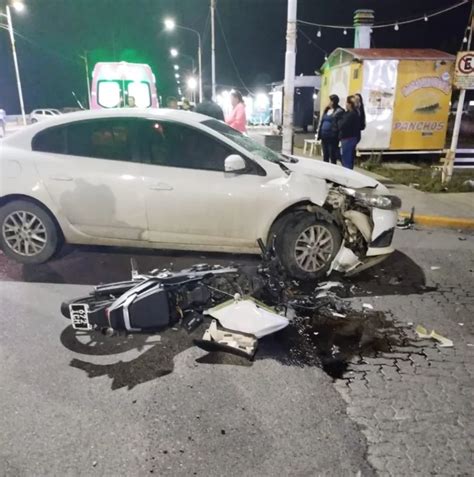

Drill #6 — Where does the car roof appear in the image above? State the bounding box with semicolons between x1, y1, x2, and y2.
3;108;213;146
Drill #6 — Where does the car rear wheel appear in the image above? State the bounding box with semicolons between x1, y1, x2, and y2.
275;213;342;281
0;200;59;264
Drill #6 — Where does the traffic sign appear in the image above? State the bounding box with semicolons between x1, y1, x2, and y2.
454;51;474;89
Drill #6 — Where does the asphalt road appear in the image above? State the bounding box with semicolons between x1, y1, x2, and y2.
0;228;472;476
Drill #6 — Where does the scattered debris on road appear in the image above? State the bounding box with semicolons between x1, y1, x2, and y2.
415;325;453;348
59;240;423;381
397;207;415;230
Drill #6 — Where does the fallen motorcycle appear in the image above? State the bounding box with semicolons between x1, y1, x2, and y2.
61;243;291;359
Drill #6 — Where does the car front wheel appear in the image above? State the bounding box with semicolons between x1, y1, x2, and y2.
0;200;59;264
275;213;342;281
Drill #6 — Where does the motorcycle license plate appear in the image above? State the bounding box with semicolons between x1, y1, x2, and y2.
69;303;92;330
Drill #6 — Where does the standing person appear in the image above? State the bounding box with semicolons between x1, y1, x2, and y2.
166;96;178;109
354;93;366;143
226;90;247;133
317;94;344;164
338;96;360;170
195;86;225;120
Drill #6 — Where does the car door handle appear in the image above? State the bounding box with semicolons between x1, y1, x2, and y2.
50;175;73;181
149;182;173;191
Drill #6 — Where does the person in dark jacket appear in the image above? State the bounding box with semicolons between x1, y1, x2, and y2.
354;93;366;143
195;86;225;121
338;96;360;169
317;94;344;164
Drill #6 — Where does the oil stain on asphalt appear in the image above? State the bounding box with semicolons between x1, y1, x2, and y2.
62;304;412;388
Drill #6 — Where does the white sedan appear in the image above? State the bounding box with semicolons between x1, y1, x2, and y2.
0;109;400;280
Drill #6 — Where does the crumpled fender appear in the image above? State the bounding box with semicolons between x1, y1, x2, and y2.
285;171;329;206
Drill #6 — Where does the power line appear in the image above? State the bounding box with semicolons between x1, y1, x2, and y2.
298;28;327;56
215;7;254;95
297;0;469;30
201;10;211;49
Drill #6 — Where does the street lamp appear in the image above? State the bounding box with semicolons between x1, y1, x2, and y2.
173;64;179;71
187;76;198;104
0;1;27;125
170;48;178;58
163;17;202;103
11;1;25;12
175;73;180;79
164;18;175;31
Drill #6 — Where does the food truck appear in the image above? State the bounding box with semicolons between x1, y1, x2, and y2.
319;48;455;153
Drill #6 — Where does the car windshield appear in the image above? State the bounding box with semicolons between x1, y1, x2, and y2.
202;119;284;163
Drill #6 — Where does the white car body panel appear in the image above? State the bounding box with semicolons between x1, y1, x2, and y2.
33;151;148;241
0;109;398;272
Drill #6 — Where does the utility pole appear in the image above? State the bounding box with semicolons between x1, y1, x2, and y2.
198;35;203;102
211;0;216;99
282;0;297;155
79;51;91;109
5;5;26;125
443;8;473;183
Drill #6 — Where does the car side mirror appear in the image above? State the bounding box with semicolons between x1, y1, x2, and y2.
224;154;247;174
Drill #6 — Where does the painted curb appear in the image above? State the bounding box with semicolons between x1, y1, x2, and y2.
399;212;474;229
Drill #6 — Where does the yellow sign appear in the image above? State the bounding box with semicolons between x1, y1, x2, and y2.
390;60;453;150
454;51;474;89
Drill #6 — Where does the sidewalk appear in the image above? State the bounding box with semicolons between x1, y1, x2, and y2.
355;167;474;228
293;149;474;229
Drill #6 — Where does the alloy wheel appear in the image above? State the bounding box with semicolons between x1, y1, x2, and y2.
2;210;48;257
294;225;334;272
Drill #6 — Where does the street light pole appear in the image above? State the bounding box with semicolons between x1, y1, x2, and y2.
210;0;216;100
2;5;26;125
282;0;297;155
198;34;203;103
164;19;203;103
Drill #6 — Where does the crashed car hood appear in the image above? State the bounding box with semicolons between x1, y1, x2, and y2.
286;155;381;190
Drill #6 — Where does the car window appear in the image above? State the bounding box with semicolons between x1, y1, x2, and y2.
45;110;54;116
66;119;134;161
139;120;232;172
32;126;66;153
202;118;283;164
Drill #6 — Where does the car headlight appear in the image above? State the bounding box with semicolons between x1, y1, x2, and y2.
341;187;401;210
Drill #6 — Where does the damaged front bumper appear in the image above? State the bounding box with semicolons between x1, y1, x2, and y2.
328;187;399;275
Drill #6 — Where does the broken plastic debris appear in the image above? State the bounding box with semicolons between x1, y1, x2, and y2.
330;245;361;273
397;207;415;229
362;303;374;310
194;320;257;359
430;266;441;271
415;325;453;348
315;281;344;292
332;312;346;318
458;323;464;327
205;298;289;338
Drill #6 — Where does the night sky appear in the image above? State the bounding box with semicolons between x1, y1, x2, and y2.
0;0;471;113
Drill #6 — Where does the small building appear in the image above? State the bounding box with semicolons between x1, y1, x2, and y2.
320;48;455;152
271;75;321;131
